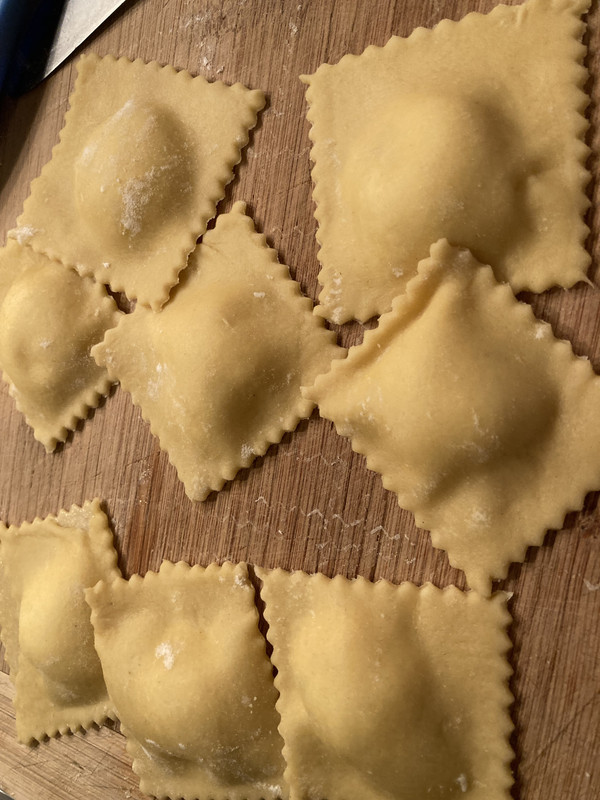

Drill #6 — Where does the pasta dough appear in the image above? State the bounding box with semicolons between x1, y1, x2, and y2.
92;202;343;501
0;499;121;743
305;240;600;595
303;0;591;322
0;240;120;451
86;561;287;800
11;54;265;309
257;568;513;800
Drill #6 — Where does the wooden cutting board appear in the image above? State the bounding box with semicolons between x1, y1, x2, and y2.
0;0;598;797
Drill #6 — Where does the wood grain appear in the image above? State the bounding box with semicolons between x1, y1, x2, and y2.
0;673;145;799
0;0;599;798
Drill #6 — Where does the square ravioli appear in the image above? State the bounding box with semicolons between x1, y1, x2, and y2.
92;201;343;501
11;54;265;310
257;568;513;800
0;499;121;743
0;240;121;451
303;0;591;323
304;240;600;595
86;561;287;800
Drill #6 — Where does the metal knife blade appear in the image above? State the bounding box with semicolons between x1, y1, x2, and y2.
7;0;129;96
44;0;129;80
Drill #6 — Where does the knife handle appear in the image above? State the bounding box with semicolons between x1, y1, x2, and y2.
0;0;40;93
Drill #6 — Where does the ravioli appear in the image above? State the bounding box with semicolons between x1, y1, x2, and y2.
92;202;343;501
305;240;600;594
0;240;120;451
11;54;265;310
257;568;513;800
303;0;591;322
86;561;287;800
0;499;121;743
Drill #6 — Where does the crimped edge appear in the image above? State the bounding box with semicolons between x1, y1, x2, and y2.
11;54;266;311
0;498;121;743
0;270;121;452
87;560;288;800
306;239;600;594
92;203;342;502
302;0;593;322
256;568;514;799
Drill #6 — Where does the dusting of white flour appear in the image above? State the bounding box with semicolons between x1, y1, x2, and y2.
155;641;175;670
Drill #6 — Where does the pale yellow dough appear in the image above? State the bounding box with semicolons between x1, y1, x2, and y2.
303;0;591;323
257;568;513;800
305;240;600;594
0;240;120;451
11;54;265;310
86;561;287;800
0;499;121;743
92;202;343;501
